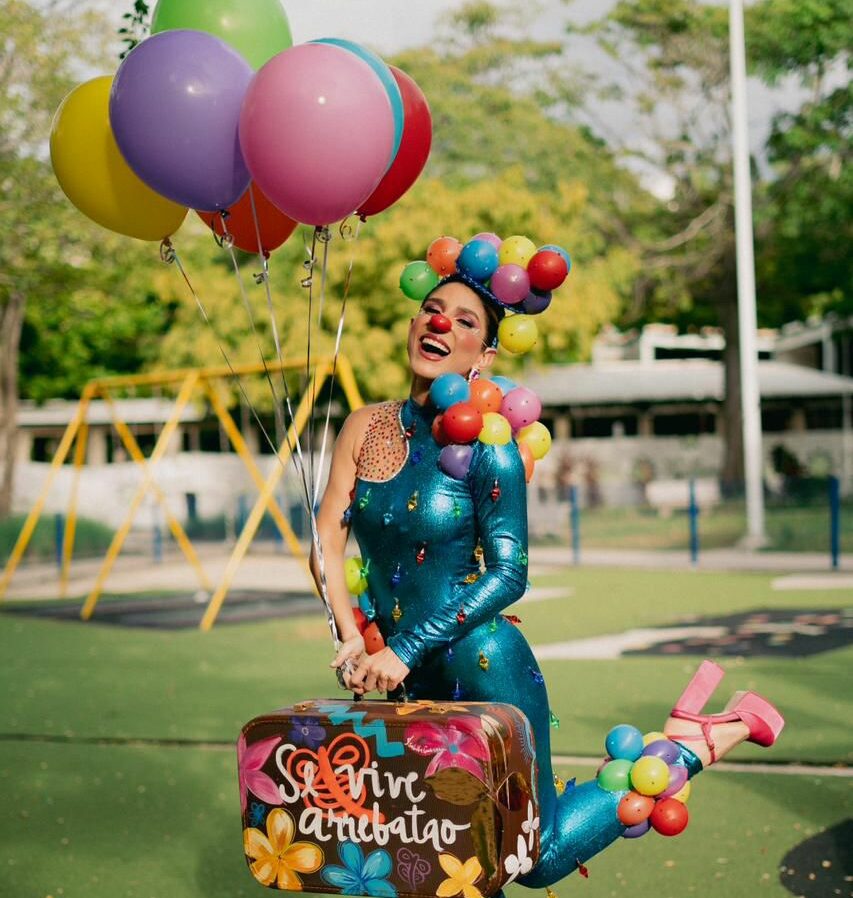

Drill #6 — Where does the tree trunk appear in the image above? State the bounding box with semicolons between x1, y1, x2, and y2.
0;292;25;518
717;268;745;495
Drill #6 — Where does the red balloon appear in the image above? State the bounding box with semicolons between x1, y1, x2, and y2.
649;798;689;836
357;66;432;218
469;379;503;414
617;791;655;826
432;413;450;446
363;622;386;655
442;402;483;444
197;181;297;254
352;607;368;633
527;250;568;291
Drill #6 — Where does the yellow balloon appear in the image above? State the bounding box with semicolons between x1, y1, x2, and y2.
517;421;552;460
344;557;368;595
50;76;187;241
629;756;670;796
643;731;668;746
498;235;537;268
671;780;691;803
478;412;512;445
498;315;538;354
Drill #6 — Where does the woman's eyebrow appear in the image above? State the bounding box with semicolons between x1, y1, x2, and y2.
458;306;482;321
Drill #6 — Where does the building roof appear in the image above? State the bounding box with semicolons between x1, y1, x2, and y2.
523;360;853;407
18;398;206;428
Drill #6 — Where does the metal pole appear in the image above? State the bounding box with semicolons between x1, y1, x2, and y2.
730;0;766;546
569;485;581;565
829;475;840;570
689;478;700;566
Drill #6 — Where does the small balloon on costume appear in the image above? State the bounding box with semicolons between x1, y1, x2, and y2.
499;235;537;268
659;764;688;798
363;622;386;655
605;724;645;762
617;791;655;826
521;289;552;315
670;780;691;804
438;444;474;480
622;819;651;839
498;314;538;354
518;441;535;483
400;261;440;301
517;421;552;460
432;414;450;446
478;413;512;446
490;264;530;305
442;403;483;444
488;376;517;396
430;373;470;410
427;236;463;277
642;739;681;765
344;557;368;595
539;243;572;273
642;731;668;746
649;798;689;836
457;239;500;281
630;756;670;796
469;378;503;414
597;759;633;792
500;387;542;431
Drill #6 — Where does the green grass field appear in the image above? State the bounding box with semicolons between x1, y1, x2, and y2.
1;567;850;898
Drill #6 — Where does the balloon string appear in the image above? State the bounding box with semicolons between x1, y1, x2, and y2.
303;227;321;503
312;217;362;509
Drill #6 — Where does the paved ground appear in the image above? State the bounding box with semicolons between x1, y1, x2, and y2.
1;541;850;603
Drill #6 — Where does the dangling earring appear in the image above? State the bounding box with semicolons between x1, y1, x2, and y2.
467;366;480;382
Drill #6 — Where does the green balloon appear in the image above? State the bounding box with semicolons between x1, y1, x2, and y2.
597;759;633;792
150;0;293;70
400;261;440;302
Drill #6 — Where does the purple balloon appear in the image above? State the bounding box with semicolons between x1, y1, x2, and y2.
439;444;474;480
659;764;688;798
521;289;552;314
622;819;650;839
110;30;253;211
472;232;502;250
490;263;530;305
642;739;681;765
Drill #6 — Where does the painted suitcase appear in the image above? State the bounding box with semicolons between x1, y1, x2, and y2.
239;698;540;897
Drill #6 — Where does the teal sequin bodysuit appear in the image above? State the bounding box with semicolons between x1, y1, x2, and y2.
349;398;701;885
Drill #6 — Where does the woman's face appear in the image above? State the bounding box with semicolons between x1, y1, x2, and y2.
407;281;495;382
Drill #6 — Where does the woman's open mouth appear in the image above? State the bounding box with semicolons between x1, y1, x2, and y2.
419;335;451;360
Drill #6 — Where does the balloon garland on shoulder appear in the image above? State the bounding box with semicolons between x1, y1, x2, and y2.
400;233;570;482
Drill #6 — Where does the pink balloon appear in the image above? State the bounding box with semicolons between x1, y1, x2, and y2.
472;232;502;250
490;263;530;305
500;387;542;430
239;44;395;225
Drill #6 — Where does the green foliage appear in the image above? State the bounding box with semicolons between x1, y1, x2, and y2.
0;513;114;563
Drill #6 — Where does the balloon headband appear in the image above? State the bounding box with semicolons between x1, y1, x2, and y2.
399;233;571;354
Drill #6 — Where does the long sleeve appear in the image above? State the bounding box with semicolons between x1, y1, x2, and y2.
387;441;528;669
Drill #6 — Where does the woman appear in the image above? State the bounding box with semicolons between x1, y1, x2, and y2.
311;260;783;885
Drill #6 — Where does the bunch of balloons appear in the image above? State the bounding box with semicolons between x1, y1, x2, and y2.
428;373;551;483
399;233;572;355
344;556;385;654
596;725;691;839
50;0;432;251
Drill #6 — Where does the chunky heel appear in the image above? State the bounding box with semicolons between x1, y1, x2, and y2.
671;660;725;714
724;692;785;747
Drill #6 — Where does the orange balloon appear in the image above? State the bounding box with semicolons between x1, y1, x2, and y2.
427;236;463;277
617;791;655;826
518;440;535;482
197;181;297;254
363;622;386;655
469;378;503;414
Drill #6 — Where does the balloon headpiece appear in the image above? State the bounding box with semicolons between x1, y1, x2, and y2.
399;233;571;354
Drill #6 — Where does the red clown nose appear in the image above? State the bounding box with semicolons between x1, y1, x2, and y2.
429;313;453;333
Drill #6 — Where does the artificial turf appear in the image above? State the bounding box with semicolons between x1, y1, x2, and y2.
1;566;850;897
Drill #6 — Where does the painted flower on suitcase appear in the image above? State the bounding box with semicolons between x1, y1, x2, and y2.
321;841;397;897
238;733;283;813
435;852;484;898
244;807;324;889
404;716;490;782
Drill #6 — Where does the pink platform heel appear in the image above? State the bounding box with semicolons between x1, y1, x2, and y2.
664;660;785;763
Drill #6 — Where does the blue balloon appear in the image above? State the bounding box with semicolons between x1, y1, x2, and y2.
539;244;572;273
605;724;644;762
488;376;517;396
457;239;500;281
310;38;403;165
430;373;470;410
